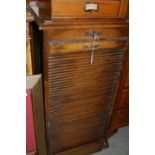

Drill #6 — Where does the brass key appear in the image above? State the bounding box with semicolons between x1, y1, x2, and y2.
90;32;97;64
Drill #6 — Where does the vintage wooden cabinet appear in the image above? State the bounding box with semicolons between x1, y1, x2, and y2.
28;0;129;154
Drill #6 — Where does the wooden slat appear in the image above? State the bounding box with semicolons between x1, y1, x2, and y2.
46;47;125;153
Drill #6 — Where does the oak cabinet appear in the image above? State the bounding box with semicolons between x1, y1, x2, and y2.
30;19;128;154
28;0;129;154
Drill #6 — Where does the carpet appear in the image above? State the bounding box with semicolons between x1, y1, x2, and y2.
92;126;129;155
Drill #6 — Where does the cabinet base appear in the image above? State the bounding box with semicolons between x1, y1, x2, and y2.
54;138;108;155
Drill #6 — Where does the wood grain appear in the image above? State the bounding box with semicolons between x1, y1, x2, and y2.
119;0;129;18
108;48;129;134
55;139;107;155
26;35;33;75
36;0;128;19
52;0;120;19
47;27;128;40
30;9;129;154
26;7;34;75
45;42;126;154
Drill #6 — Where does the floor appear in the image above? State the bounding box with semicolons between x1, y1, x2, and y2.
92;126;129;155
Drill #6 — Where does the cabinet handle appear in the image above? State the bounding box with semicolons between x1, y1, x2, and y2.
84;2;99;12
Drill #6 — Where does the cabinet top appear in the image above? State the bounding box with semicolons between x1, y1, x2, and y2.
28;0;128;23
28;6;128;30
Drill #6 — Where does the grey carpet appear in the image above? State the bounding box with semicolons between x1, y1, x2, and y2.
92;126;129;155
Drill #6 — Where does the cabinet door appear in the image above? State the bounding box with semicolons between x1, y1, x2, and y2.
45;43;126;153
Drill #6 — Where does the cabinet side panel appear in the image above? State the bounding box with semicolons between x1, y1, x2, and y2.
108;48;129;133
31;76;47;155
